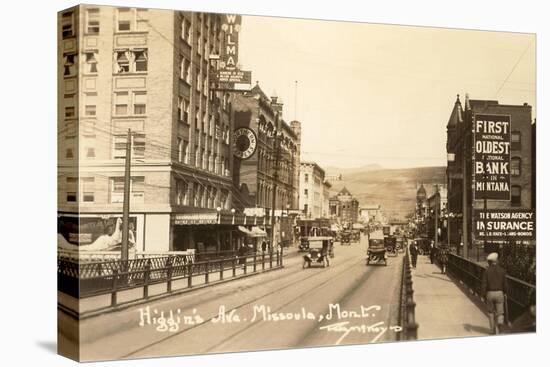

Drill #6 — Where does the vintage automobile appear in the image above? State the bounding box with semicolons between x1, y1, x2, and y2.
384;235;398;256
303;237;333;268
367;233;387;266
297;219;331;251
396;237;405;253
340;231;352;246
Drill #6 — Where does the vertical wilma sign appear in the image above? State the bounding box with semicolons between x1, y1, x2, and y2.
473;114;511;200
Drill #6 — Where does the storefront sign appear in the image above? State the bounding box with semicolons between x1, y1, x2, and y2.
474;209;535;240
214;69;252;84
473;114;511;200
173;213;218;225
244;207;266;217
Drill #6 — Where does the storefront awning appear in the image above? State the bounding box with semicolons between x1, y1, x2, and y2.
238;226;253;235
250;226;267;238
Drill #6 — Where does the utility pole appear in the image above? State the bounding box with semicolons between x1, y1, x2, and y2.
462;121;470;259
121;128;132;261
434;185;439;246
271;131;281;248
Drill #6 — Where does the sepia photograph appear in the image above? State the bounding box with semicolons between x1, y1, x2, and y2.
53;2;537;363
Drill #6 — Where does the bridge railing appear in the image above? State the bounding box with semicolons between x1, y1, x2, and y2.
58;249;284;315
446;252;535;320
398;247;418;340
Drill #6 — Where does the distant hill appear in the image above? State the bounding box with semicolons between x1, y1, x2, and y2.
328;166;446;220
325;164;383;176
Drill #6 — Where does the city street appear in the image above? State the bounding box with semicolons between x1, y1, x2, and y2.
64;233;404;361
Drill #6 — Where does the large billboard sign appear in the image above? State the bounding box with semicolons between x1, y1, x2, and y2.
214;14;251;88
473;114;511;201
473;209;535;240
220;14;242;71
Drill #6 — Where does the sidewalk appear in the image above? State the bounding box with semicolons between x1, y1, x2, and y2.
412;255;491;340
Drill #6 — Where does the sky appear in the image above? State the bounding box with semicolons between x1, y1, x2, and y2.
238;15;536;169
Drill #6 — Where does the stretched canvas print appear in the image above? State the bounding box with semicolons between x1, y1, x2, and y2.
57;4;536;362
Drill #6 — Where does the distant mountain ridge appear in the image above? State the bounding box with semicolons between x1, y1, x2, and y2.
325;164;383;176
327;166;446;219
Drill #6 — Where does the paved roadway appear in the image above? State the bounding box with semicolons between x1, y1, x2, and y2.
60;231;404;361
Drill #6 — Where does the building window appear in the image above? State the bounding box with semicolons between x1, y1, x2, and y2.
511;131;521;150
117;8;132;31
64;95;75;118
511;185;521;206
304;189;308;196
116;51;130;72
110;176;145;203
176;180;188;206
177;137;188;163
85;147;96;159
178;97;189;123
114;91;129;115
113;133;145;159
86;8;100;34
66;148;74;159
66;177;77;202
84;51;98;73
84;93;97;116
133;91;146;114
134;50;148;72
63;54;77;77
181;18;191;44
136;9;148;31
511;157;521;176
62;11;74;39
304;174;309;183
81;177;95;202
196;70;201;92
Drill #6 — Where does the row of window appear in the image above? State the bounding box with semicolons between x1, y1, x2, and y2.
65;176;144;204
175;179;229;209
64;91;147;118
62;8;149;39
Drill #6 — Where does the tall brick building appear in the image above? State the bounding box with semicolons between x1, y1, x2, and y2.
232;84;301;245
446;94;535;252
57;6;241;253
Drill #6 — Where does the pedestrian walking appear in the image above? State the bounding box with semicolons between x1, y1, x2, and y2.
429;240;436;264
481;252;508;335
237;243;248;267
409;241;418;268
261;240;267;253
439;245;449;274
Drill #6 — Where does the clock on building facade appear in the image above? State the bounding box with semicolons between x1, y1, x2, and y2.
233;127;257;159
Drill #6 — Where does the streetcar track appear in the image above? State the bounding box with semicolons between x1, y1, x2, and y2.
121;250;364;358
298;253;404;346
204;256;376;353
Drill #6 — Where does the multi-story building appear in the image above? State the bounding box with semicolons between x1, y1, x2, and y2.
232;84;300;246
299;162;326;219
425;185;448;243
329;187;360;227
58;6;240;253
359;204;382;223
322;180;332;219
446;94;535;251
